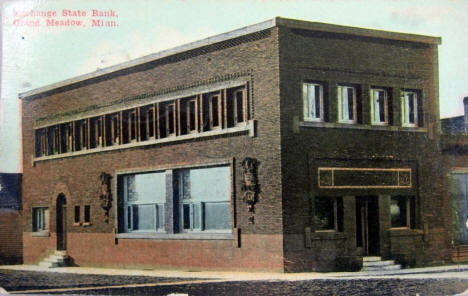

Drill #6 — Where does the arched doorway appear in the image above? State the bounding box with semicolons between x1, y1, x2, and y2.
56;194;67;250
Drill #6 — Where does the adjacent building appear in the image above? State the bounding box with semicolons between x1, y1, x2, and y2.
441;97;468;262
0;173;22;264
19;17;448;272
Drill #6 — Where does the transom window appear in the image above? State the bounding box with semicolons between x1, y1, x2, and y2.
401;91;418;127
303;82;324;122
337;85;357;124
370;88;389;125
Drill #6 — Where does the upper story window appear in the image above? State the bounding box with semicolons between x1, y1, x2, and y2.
337;85;357;124
33;84;250;160
303;82;324;122
370;88;389;126
401;90;419;127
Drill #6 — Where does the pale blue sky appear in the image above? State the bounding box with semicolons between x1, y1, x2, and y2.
1;0;467;173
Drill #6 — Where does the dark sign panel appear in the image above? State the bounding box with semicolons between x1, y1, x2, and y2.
0;173;22;209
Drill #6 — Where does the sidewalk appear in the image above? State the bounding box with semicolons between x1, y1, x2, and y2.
1;263;468;281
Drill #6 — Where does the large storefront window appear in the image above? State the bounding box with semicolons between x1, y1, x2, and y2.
314;196;343;232
118;165;231;235
177;166;231;232
451;173;468;245
390;196;415;228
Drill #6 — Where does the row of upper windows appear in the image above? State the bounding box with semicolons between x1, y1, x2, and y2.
34;85;248;158
303;82;422;128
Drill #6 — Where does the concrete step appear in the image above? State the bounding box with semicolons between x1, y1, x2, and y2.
37;250;71;268
363;260;397;267
363;264;402;271
363;256;382;262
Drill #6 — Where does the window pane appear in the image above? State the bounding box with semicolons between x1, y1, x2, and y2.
204;202;231;230
408;93;415;123
315;197;334;230
378;91;386;122
391;196;407;227
74;206;80;223
84;205;90;223
183;204;190;229
190;166;229;202
134;172;166;203
132;204;155;230
347;88;354;120
193;203;201;229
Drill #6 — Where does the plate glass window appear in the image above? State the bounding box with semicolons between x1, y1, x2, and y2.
337;86;357;123
370;88;389;125
303;83;324;121
122;172;165;232
177;166;231;232
401;91;418;127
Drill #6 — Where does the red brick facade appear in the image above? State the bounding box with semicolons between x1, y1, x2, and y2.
20;18;449;271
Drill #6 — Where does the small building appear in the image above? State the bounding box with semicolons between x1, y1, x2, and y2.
19;17;448;272
0;173;22;264
441;97;468;262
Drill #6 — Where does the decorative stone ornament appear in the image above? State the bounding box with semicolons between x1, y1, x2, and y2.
99;172;113;223
241;157;260;224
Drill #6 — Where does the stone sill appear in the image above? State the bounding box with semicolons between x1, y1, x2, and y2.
389;228;423;237
116;232;234;241
31;231;50;237
311;231;346;240
33;120;255;163
300;121;427;133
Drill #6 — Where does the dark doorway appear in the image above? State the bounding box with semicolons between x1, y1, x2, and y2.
56;194;67;250
356;196;379;256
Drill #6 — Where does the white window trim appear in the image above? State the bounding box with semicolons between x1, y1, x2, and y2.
401;91;418;127
370;88;389;126
337;85;357;124
303;82;324;122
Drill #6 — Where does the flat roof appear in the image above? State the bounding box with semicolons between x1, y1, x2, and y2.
19;17;441;100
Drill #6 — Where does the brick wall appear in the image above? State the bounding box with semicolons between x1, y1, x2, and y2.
0;209;22;264
21;28;285;270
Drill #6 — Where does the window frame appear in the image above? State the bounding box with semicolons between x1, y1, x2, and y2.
400;90;418;128
303;82;324;122
337;85;358;124
390;196;415;229
314;196;343;232
370;87;389;126
116;163;233;238
32;207;49;233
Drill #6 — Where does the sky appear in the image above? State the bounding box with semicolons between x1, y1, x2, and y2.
1;0;467;173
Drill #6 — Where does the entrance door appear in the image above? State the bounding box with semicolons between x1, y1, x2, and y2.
356;196;379;255
56;194;67;250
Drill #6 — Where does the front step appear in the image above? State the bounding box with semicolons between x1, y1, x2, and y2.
37;250;71;268
362;256;401;272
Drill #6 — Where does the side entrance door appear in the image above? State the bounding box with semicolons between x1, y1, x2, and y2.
356;196;380;256
56;194;67;250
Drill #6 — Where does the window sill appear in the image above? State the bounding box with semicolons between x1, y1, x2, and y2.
389;228;423;237
116;232;234;240
31;231;50;237
311;231;346;240
300;121;427;133
83;222;91;227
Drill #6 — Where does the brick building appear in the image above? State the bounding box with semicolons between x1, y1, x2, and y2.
441;97;468;263
0;173;22;264
19;17;448;272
